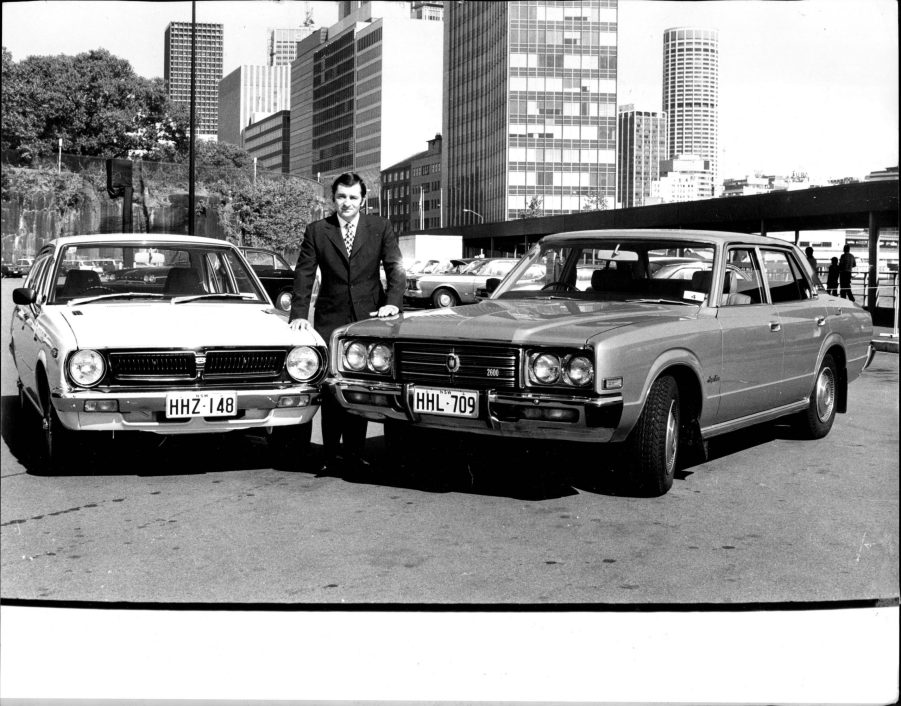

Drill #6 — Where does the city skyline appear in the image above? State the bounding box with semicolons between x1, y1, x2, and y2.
1;0;898;182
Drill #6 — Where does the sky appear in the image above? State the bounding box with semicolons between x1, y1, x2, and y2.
1;0;898;181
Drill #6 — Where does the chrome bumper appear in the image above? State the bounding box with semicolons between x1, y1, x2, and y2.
50;385;322;434
330;379;623;442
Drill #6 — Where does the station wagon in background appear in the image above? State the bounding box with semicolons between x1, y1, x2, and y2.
329;229;873;496
9;234;327;474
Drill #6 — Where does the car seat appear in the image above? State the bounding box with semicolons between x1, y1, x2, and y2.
59;269;101;298
163;268;206;295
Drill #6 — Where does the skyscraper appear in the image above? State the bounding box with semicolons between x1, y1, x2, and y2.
164;21;224;139
616;105;667;208
662;27;718;198
269;27;316;66
443;1;618;226
218;65;291;146
289;2;443;199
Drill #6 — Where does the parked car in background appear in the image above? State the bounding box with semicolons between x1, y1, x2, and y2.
328;229;873;496
9;234;327;474
239;246;296;312
404;257;524;308
9;257;34;277
1;260;10;278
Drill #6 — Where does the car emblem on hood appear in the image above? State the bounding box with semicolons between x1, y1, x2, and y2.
446;352;460;373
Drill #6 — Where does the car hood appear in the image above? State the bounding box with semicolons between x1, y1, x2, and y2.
341;298;698;347
57;303;324;349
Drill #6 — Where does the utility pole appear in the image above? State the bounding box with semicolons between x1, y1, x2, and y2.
188;0;196;235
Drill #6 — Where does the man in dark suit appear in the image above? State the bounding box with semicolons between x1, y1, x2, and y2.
289;172;405;473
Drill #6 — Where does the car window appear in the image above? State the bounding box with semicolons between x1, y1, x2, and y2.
25;254;54;302
724;248;766;304
761;249;810;303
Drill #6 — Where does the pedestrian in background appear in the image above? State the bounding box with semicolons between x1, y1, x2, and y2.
805;246;818;275
838;244;856;302
288;172;406;474
826;256;839;296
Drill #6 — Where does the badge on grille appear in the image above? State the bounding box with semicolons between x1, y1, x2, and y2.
446;352;461;373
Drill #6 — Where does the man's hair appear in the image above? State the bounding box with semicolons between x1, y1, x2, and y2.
332;172;367;199
805;246;814;256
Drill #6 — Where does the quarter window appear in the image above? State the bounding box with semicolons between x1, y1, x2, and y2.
725;248;766;304
761;249;809;303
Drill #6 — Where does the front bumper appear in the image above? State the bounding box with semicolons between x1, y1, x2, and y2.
330;378;623;442
51;385;322;434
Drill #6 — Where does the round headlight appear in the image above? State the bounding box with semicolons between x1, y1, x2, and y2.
68;349;106;387
564;355;594;387
368;343;393;373
531;353;561;384
286;346;321;382
344;341;368;371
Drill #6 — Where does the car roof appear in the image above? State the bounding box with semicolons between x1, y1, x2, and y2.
42;233;232;249
541;229;792;247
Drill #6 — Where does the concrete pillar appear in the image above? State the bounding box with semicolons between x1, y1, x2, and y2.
867;211;879;311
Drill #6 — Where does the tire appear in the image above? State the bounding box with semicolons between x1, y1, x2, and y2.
624;375;680;496
431;288;459;308
275;289;293;312
796;354;837;439
36;388;78;475
267;421;313;469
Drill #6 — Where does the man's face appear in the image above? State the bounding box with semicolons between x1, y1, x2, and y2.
334;182;363;222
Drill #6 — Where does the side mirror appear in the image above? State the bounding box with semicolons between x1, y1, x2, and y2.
485;278;501;293
12;288;36;305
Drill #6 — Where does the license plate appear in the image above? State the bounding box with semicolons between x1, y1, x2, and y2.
166;391;237;418
411;387;478;418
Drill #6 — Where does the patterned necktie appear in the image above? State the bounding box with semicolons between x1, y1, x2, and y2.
343;221;355;255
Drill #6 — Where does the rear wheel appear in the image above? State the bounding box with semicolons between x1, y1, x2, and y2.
275;289;293;312
432;288;459;308
624;375;680;496
267;421;313;469
796;354;837;439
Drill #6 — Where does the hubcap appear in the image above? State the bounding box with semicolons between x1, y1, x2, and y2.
437;292;453;307
664;400;678;474
815;366;836;422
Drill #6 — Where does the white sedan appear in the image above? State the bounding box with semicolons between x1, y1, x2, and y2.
9;233;326;474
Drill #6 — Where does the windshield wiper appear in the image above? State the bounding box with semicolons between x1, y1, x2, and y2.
68;292;167;305
171;293;257;304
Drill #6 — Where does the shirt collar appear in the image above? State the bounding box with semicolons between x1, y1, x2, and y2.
338;213;360;231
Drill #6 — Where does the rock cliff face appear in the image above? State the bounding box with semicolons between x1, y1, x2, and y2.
1;184;224;260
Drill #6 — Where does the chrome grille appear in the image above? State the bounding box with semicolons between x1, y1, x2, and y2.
109;351;195;380
397;342;519;389
205;349;286;378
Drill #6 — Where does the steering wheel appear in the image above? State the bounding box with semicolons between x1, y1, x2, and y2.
540;281;577;292
82;286;115;295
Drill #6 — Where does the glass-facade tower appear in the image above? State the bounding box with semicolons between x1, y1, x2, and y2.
164;21;224;138
662;27;718;198
443;0;618;225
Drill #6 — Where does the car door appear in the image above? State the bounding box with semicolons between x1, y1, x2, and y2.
760;247;828;406
715;246;785;422
11;253;54;397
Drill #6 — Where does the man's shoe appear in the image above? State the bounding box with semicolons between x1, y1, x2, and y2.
316;452;344;475
343;453;372;478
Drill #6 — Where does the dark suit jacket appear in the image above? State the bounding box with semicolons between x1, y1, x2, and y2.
289;213;406;342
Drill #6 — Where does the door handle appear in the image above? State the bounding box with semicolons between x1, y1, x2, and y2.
815;315;826;327
769;321;782;332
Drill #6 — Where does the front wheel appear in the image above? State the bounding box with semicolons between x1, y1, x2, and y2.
431;288;459;308
36;390;79;475
624;375;680;496
267;421;313;469
275;289;293;312
796;354;837;439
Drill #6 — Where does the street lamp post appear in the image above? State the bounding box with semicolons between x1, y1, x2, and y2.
462;208;484;224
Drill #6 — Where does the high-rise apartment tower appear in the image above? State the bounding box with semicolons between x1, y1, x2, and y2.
164;21;224;138
616;105;667;208
218;65;291;145
662;27;718;198
269;27;316;66
443;1;618;225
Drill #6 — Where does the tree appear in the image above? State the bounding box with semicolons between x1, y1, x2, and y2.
218;176;328;255
518;195;544;219
582;191;610;211
1;47;187;160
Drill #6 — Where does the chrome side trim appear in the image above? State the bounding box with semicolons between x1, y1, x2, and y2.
701;399;809;439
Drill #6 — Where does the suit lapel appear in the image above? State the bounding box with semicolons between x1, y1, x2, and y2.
325;215;349;261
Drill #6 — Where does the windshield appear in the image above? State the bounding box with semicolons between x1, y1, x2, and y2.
49;243;267;305
491;239;716;304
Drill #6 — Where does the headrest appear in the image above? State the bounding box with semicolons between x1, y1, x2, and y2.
164;268;205;295
690;270;713;292
591;267;629;290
